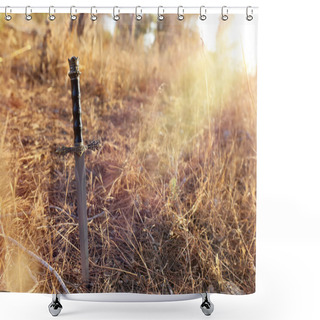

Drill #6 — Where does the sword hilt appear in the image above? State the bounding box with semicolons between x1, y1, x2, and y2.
68;56;83;145
56;57;101;157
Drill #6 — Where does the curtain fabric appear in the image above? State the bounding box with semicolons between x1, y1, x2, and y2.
0;13;257;295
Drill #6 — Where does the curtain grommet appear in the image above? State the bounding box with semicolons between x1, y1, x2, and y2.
5;6;12;21
25;6;32;21
113;6;120;21
70;6;77;21
49;6;56;21
91;6;97;21
200;6;207;21
157;6;164;21
221;6;228;21
177;6;184;21
246;6;253;21
135;6;142;21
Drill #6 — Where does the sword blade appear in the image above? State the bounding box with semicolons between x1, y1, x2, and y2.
68;56;90;286
74;153;89;284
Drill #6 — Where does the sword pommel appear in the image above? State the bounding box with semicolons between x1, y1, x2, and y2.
68;56;81;79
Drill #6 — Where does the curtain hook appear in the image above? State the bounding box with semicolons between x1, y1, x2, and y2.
49;6;56;21
199;6;207;21
177;6;184;21
135;6;142;21
5;6;12;21
221;6;228;21
113;6;120;21
91;6;97;21
246;6;253;21
25;6;32;21
157;6;164;21
70;6;77;21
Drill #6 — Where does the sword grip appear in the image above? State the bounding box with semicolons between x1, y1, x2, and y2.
68;56;83;145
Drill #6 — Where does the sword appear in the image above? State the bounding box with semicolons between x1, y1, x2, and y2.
56;56;100;287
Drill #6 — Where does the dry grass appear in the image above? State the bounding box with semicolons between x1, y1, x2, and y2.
0;14;256;295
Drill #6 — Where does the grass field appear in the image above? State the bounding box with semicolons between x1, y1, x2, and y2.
0;14;256;295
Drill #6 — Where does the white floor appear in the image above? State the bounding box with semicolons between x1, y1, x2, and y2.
1;234;319;320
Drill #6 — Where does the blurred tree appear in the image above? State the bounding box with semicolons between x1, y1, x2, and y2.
114;14;156;47
155;15;200;52
69;13;86;37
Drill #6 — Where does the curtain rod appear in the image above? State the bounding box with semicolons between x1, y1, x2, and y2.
0;6;258;15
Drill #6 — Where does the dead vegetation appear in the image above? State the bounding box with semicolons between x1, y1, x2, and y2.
0;14;256;295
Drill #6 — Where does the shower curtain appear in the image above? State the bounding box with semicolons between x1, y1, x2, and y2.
0;11;257;296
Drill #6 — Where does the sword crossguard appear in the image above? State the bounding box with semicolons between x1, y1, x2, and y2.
56;140;101;157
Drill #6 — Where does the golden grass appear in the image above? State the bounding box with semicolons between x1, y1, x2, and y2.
0;14;256;295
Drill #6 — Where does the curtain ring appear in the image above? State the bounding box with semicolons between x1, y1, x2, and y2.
177;6;184;21
70;6;77;21
246;6;253;21
221;6;228;21
91;6;97;21
25;6;32;21
113;6;120;21
135;6;142;21
49;6;56;21
199;6;207;21
157;6;164;21
5;6;12;21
